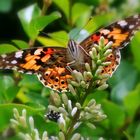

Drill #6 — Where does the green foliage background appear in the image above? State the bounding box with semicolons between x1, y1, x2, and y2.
0;0;140;139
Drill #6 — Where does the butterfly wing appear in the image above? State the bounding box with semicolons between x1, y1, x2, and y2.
0;47;72;92
80;14;140;76
80;14;140;51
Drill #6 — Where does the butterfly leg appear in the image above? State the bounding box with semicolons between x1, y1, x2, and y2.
66;60;76;73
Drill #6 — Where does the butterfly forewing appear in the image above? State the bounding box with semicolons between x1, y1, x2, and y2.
80;14;140;50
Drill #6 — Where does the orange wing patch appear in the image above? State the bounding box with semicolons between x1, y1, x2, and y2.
38;67;72;92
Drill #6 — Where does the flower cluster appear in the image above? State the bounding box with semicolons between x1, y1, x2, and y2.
46;92;107;139
10;108;49;140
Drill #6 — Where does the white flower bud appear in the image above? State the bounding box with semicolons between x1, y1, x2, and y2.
71;107;78;117
25;134;32;140
62;93;68;106
70;81;79;87
104;41;113;50
71;133;81;140
87;99;96;107
73;122;82;130
59;132;65;140
76;103;81;109
29;116;34;131
58;114;66;132
34;129;40;140
13;108;20;120
103;49;112;57
68;100;72;112
97;83;108;90
85;63;91;72
42;131;48;140
68;84;77;97
86;122;96;129
92;60;96;70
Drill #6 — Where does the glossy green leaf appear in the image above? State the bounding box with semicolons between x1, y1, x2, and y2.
18;4;41;39
37;36;65;46
0;44;18;54
18;75;43;91
102;100;125;129
12;40;29;49
26;92;49;107
0;0;12;12
72;3;93;27
5;86;19;102
48;31;69;46
134;123;140;140
34;11;61;31
53;0;69;19
131;32;140;71
123;84;140;119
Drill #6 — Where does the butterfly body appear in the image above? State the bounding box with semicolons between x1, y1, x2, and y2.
0;14;140;92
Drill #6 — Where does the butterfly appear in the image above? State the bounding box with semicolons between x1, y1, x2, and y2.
0;14;140;92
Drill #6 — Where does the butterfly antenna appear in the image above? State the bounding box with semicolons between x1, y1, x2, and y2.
39;31;49;37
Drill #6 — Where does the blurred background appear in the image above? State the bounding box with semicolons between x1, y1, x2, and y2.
0;0;140;139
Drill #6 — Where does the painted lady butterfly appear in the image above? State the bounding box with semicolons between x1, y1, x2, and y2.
0;14;140;92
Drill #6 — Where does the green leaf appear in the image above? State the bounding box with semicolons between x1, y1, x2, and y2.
18;75;43;91
0;75;15;92
18;4;61;39
18;4;41;39
123;84;140;119
102;100;125;129
72;3;93;27
48;31;69;46
37;36;65;46
5;86;19;102
109;60;138;103
0;44;18;54
53;0;70;19
34;11;61;31
26;92;49;107
0;0;12;13
12;40;29;49
134;123;140;140
131;32;140;72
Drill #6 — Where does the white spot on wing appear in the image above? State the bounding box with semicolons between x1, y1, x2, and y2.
100;29;110;35
15;51;23;58
11;60;17;64
1;54;7;58
133;15;139;18
117;20;128;27
129;25;134;29
34;48;43;55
